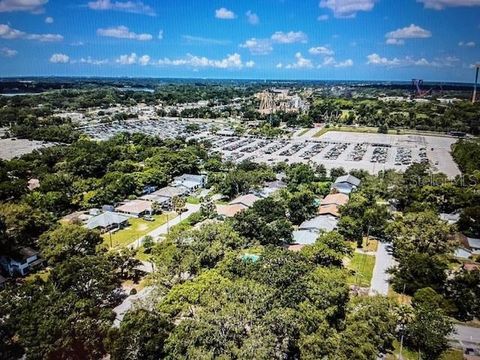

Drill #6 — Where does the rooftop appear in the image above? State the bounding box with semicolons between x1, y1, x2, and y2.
115;200;152;215
229;194;261;208
334;174;361;187
321;193;349;207
85;211;129;230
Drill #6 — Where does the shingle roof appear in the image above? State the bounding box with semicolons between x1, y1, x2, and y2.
115;200;152;215
334;174;361;187
229;194;260;208
85;212;129;230
152;186;188;198
321;193;349;207
216;204;248;217
299;215;339;232
292;230;319;245
318;204;341;218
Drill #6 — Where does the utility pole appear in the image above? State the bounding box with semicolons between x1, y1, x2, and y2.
473;65;480;104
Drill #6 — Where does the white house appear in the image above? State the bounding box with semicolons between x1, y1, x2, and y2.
172;174;207;193
331;174;361;195
0;247;43;276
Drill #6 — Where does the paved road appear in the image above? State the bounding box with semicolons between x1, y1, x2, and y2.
451;325;480;345
127;203;200;250
369;241;395;296
113;286;153;327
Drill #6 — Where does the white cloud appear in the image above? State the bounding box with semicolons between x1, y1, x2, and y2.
367;53;459;67
70;41;84;46
317;14;329;21
246;10;259;25
157;53;250;69
215;7;236;19
385;24;432;45
158;30;163;40
0;0;47;13
319;0;376;18
245;60;255;68
334;59;353;67
285;52;314;69
0;47;17;57
317;55;353;68
138;54;151;65
240;38;273;55
50;53;70;63
309;46;334;56
97;26;152;41
182;35;230;45
45;16;53;24
271;31;308;44
459;41;476;47
116;53;138;65
276;63;283;69
418;0;480;10
87;0;156;16
27;33;63;41
0;24;63;41
76;56;108;65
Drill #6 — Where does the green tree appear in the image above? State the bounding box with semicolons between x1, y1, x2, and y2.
106;309;173;360
38;224;102;265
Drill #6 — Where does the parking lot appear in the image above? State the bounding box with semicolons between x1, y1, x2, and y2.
78;120;461;178
205;131;461;178
0;138;55;160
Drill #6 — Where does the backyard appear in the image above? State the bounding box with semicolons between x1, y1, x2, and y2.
102;212;176;249
347;253;376;288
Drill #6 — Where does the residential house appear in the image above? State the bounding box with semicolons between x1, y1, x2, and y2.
454;234;480;259
299;215;339;233
256;180;287;198
115;200;153;218
229;194;261;208
0;247;43;276
216;203;248;218
172;174;207;193
292;230;319;246
331;174;361;195
140;186;189;210
321;193;349;207
290;215;339;248
318;204;341;218
440;212;461;225
85;211;129;232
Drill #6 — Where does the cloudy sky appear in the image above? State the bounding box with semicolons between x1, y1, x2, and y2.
0;0;479;81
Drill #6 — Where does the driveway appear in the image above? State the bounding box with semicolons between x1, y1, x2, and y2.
369;241;395;296
451;325;480;348
113;286;154;327
127;203;201;249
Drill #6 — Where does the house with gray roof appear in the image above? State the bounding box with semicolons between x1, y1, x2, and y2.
299;215;339;233
85;211;129;232
331;174;361;195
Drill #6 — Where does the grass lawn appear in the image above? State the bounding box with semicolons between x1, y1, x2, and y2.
297;128;310;136
186;196;200;204
102;212;175;249
386;341;463;360
347;253;376;287
313;125;453;138
135;246;153;262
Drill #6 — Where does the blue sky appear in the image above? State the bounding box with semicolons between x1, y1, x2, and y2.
0;0;479;81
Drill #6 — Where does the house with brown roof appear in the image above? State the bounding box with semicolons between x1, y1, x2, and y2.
115;199;153;217
318;204;341;218
216;203;249;218
321;193;349;207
